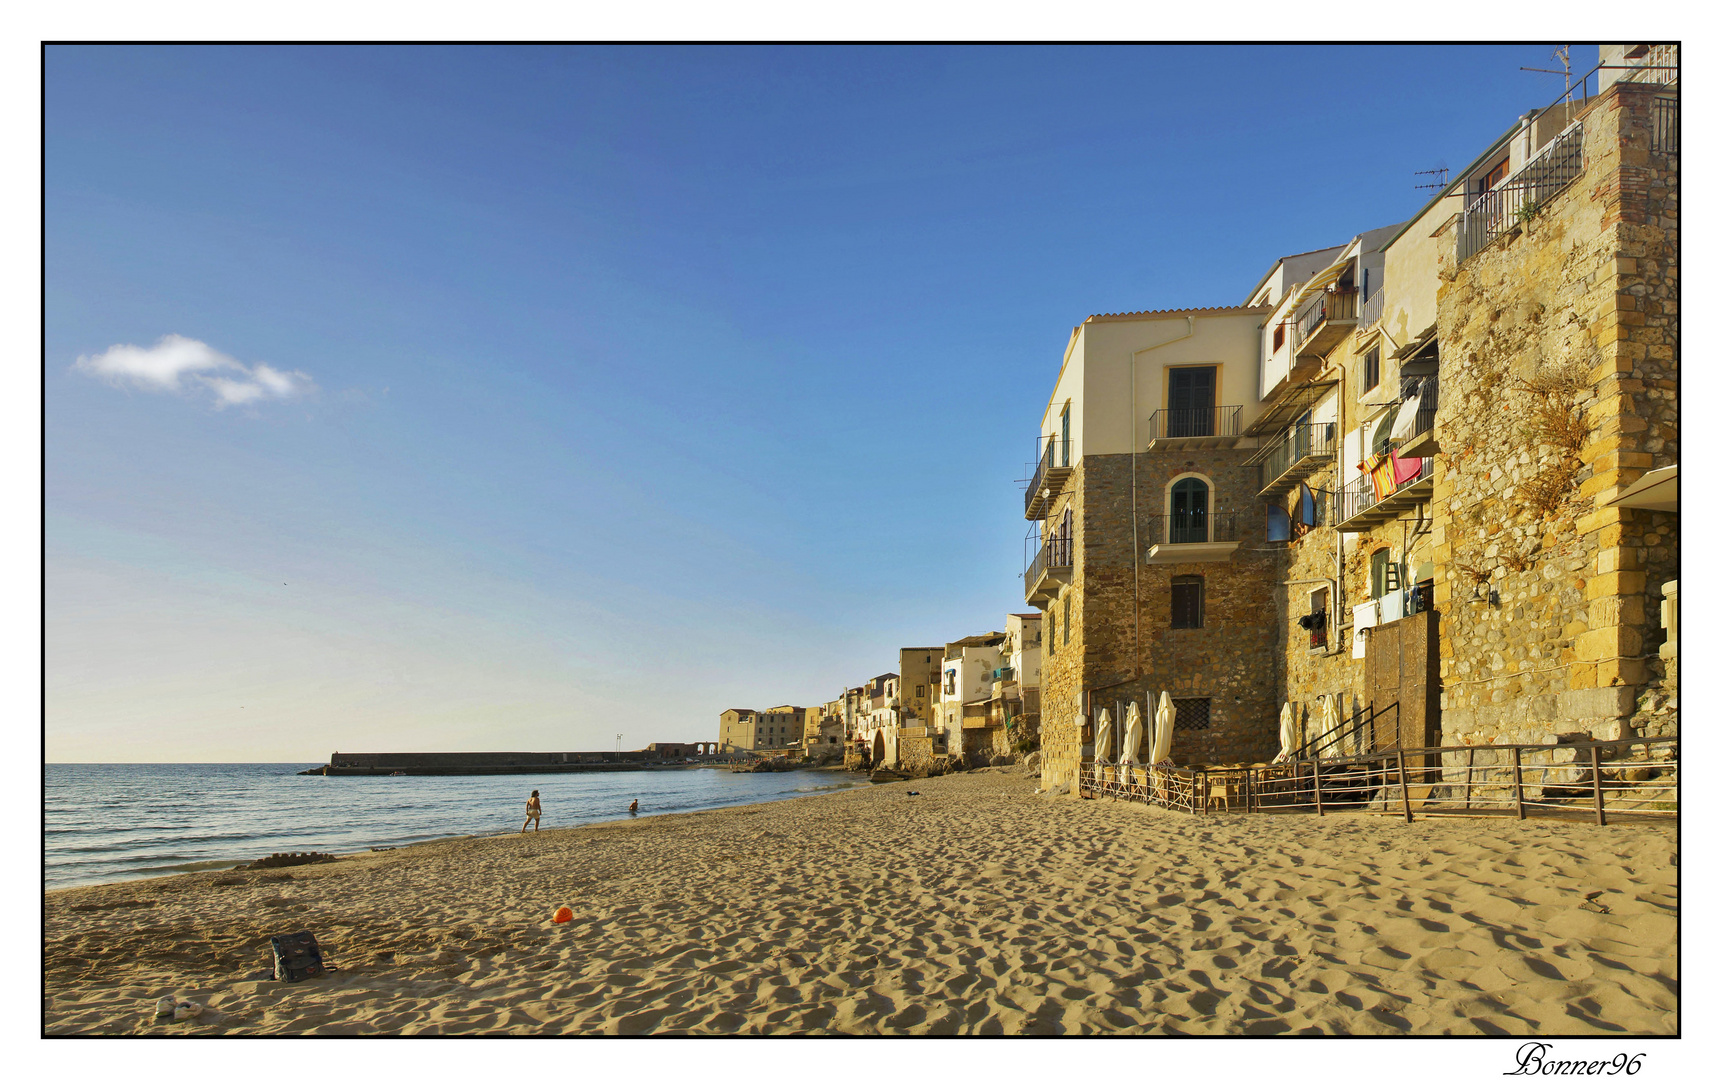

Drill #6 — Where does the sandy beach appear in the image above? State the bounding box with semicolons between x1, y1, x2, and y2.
43;768;1676;1035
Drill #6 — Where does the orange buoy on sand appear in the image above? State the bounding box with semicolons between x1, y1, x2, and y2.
553;906;573;923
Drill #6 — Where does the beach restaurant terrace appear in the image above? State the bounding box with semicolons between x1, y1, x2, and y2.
1081;734;1676;825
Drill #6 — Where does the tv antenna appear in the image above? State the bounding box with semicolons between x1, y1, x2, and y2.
1413;167;1449;194
1522;45;1576;106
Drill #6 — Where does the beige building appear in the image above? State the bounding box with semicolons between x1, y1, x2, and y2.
718;705;808;753
1028;44;1678;794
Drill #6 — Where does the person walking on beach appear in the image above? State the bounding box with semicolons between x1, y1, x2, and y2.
522;790;542;833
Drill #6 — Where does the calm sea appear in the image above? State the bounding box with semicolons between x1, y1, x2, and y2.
44;763;866;891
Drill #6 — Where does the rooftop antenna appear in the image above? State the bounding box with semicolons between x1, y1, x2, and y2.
1413;167;1449;194
1522;44;1576;106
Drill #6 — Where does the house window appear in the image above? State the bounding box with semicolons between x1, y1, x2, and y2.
1273;323;1286;352
916;685;925;698
1046;610;1055;656
1060;403;1071;466
1172;698;1212;731
1169;477;1210;543
1362;347;1381;392
1062;595;1071;644
1477;157;1509;197
1302;588;1329;649
1370;548;1392;599
1171;576;1204;629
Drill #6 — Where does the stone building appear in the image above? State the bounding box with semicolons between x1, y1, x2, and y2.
1024;45;1677;794
718;705;808;753
1022;300;1290;794
1429;65;1678;746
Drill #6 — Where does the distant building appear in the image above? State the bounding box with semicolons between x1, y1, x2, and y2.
719;705;810;754
990;613;1043;747
938;632;1006;761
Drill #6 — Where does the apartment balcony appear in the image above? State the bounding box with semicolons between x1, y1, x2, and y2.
1023;535;1073;603
1336;457;1435;531
1295;288;1359;361
1251;421;1338;496
1457;122;1585;262
1143;406;1243;451
1143;511;1241;565
1023;435;1073;520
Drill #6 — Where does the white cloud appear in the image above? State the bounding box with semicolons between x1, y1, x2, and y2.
72;334;315;408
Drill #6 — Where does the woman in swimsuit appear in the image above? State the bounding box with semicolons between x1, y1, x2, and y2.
522;789;542;833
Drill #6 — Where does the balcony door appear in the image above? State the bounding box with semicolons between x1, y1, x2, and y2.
1169;477;1209;544
1167;367;1217;437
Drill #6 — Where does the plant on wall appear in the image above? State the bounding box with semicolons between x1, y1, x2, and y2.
1513;360;1592;519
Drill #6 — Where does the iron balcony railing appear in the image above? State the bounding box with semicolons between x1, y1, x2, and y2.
1358;288;1384;331
1145;405;1241;442
1295;288;1358;349
1024;434;1070;516
1257;421;1337;492
1652;94;1679;155
1337;456;1434;523
1145;511;1239;547
1457;122;1585;263
1026;535;1073;583
1397;374;1439;443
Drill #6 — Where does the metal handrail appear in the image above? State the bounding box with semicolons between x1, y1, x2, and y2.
1081;735;1677;823
1145;511;1239;546
1458;121;1585;262
1145;405;1241;442
1292;703;1377;761
1257;421;1337;492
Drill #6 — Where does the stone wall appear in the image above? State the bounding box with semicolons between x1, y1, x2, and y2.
1432;80;1678;746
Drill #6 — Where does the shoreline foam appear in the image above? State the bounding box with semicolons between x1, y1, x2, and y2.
44;769;1676;1035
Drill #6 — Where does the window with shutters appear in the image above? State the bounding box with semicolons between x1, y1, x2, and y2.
1370;548;1391;599
1172;698;1211;731
1304;587;1328;649
1362;346;1381;392
1170;575;1203;629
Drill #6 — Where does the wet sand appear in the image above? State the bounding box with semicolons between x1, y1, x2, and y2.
43;768;1677;1034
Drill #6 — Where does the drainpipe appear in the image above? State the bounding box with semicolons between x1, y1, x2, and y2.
1130;316;1196;682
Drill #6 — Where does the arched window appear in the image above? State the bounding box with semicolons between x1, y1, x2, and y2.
1169;476;1210;543
1371;415;1394;458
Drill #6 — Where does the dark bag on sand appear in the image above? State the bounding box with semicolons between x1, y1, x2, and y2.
270;931;326;982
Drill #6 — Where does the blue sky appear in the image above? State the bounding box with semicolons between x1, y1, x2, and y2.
46;44;1575;761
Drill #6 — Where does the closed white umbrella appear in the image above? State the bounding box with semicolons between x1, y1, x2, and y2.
1274;702;1296;763
1093;707;1114;764
1317;694;1340;759
1151;692;1175;765
1121;701;1144;765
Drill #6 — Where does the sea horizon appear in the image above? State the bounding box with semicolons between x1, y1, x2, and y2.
45;761;865;891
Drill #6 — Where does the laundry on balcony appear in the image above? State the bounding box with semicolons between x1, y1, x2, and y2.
1361;450;1424;499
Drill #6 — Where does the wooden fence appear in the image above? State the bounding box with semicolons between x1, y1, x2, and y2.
1079;736;1676;824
